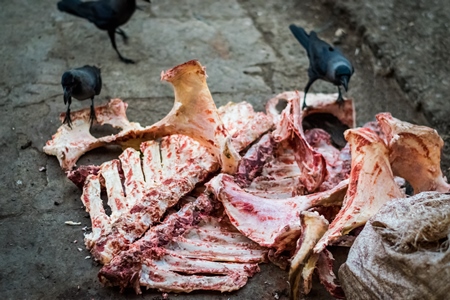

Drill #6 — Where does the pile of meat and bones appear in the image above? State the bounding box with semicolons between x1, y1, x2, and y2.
44;60;450;298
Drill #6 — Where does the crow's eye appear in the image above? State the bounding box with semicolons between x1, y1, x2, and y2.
329;47;334;51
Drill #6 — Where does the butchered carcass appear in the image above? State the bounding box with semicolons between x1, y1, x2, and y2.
51;60;275;293
207;173;348;253
80;114;272;264
376;112;450;193
314;127;405;253
46;58;450;299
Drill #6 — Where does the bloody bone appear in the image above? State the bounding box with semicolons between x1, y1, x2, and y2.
99;195;267;293
208;173;348;252
314;127;404;253
289;211;329;299
81;135;218;264
376;112;450;193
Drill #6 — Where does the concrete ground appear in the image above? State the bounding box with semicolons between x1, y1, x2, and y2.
1;0;448;299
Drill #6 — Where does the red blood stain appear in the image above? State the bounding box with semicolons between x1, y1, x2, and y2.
94;240;106;253
126;169;133;182
163;178;173;185
130;205;143;214
228;215;239;227
236;202;254;213
115;198;124;211
372;162;383;184
347;163;362;199
399;132;430;158
82;193;90;207
148;190;158;197
92;218;102;228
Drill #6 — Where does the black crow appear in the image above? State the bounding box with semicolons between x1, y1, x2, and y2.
61;65;102;127
57;0;150;63
289;24;354;109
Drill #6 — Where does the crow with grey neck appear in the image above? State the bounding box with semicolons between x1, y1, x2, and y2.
289;24;354;110
61;65;102;128
57;0;149;64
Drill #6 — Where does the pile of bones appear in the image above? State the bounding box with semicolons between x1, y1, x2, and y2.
44;60;450;298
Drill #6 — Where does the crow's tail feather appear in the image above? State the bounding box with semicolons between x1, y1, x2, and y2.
57;0;90;19
289;24;310;50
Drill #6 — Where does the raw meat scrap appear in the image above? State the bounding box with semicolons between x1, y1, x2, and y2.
270;91;327;193
266;91;354;194
305;128;352;191
237;129;348;199
165;216;267;263
139;249;259;293
43;98;143;170
242;134;309;198
81;134;218;264
158;60;241;174
98;193;216;290
315;248;345;299
289;212;345;300
235;91;352;199
99;194;267;294
265;91;355;129
314;127;405;253
377;112;450;193
234;133;276;188
218;101;274;152
207;173;348;252
67;165;101;189
289;211;329;299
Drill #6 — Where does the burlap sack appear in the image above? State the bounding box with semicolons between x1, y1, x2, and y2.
339;192;450;300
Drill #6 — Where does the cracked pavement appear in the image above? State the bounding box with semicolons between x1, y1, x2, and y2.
1;0;448;299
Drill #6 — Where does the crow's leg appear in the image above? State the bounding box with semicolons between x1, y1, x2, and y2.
115;28;128;44
336;86;344;108
89;97;97;128
63;97;73;128
302;78;317;110
107;29;135;64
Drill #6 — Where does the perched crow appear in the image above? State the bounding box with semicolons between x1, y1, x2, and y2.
57;0;150;63
289;24;354;110
61;65;102;128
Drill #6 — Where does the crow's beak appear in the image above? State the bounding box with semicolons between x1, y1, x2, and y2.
341;76;349;92
63;87;71;105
